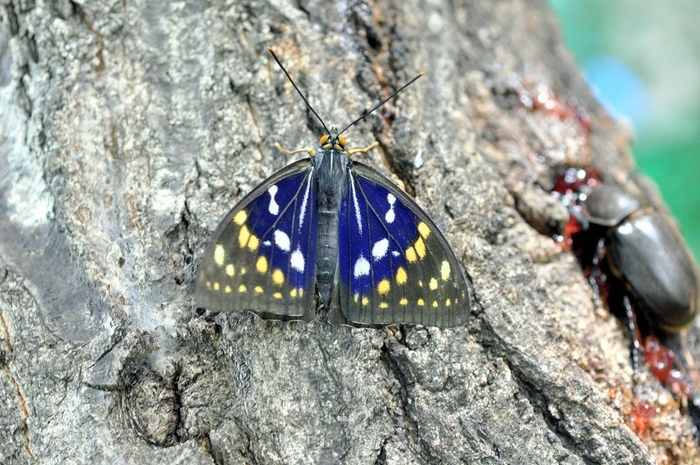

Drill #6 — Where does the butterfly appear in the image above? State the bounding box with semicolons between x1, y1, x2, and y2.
195;47;470;327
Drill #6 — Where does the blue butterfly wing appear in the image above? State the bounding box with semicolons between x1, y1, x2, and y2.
196;159;317;319
337;161;469;327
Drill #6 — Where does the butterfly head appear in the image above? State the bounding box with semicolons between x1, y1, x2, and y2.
320;128;347;152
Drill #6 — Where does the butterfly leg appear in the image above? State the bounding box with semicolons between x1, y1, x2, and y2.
274;142;315;157
347;141;379;156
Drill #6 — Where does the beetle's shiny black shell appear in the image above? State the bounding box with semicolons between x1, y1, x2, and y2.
608;213;699;330
581;185;700;331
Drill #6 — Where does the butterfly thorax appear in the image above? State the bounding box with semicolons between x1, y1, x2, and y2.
314;130;350;308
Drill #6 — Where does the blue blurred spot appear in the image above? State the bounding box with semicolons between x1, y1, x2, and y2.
584;56;648;128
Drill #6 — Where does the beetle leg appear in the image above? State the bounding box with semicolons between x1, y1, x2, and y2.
666;332;700;398
679;336;700;433
679;334;700;391
587;238;607;308
622;295;641;388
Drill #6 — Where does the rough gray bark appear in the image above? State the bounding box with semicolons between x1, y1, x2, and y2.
1;0;698;463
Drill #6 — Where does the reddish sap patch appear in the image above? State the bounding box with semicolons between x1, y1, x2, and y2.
552;167;600;197
552;166;600;248
554;216;581;250
627;402;658;436
517;83;593;136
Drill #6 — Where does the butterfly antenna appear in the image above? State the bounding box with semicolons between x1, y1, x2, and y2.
268;47;331;136
338;71;425;137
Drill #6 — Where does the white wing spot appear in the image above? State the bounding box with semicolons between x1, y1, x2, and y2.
298;171;313;231
268;185;280;215
274;230;291;252
354;256;370;278
263;240;271;247
372;238;389;261
290;248;305;272
392;250;400;257
350;177;363;235
385;193;396;224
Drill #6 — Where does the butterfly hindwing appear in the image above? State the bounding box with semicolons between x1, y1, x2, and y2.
195;159;317;319
337;161;470;327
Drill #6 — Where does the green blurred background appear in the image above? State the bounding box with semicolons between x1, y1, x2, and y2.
550;0;700;263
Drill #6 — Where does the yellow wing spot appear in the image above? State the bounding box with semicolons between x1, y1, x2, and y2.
254;286;264;294
224;285;232;293
362;296;369;306
429;278;438;290
377;279;391;295
379;302;389;309
272;269;284;285
238;225;251;248
414;237;426;259
248;234;260;251
406;246;417;263
418;280;423;287
445;298;451;307
233;210;248;225
417;298;425;306
418;222;431;239
440;260;451;281
240;267;247;275
432;300;438;308
214;244;225;267
291;288;304;297
273;292;283;299
238;284;247;293
226;264;235;276
399;297;408;306
353;293;360;303
256;256;268;274
213;282;220;291
396;267;407;285
205;280;211;289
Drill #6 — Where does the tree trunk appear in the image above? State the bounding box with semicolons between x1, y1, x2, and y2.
1;0;697;463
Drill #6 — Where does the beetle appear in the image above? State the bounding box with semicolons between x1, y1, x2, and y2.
552;166;700;437
553;166;699;334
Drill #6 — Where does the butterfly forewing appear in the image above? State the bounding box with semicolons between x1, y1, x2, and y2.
337;162;469;327
195;159;317;319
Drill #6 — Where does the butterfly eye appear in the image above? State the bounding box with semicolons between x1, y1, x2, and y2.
320;134;330;146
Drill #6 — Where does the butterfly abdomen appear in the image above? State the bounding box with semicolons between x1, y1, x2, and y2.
314;150;348;306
